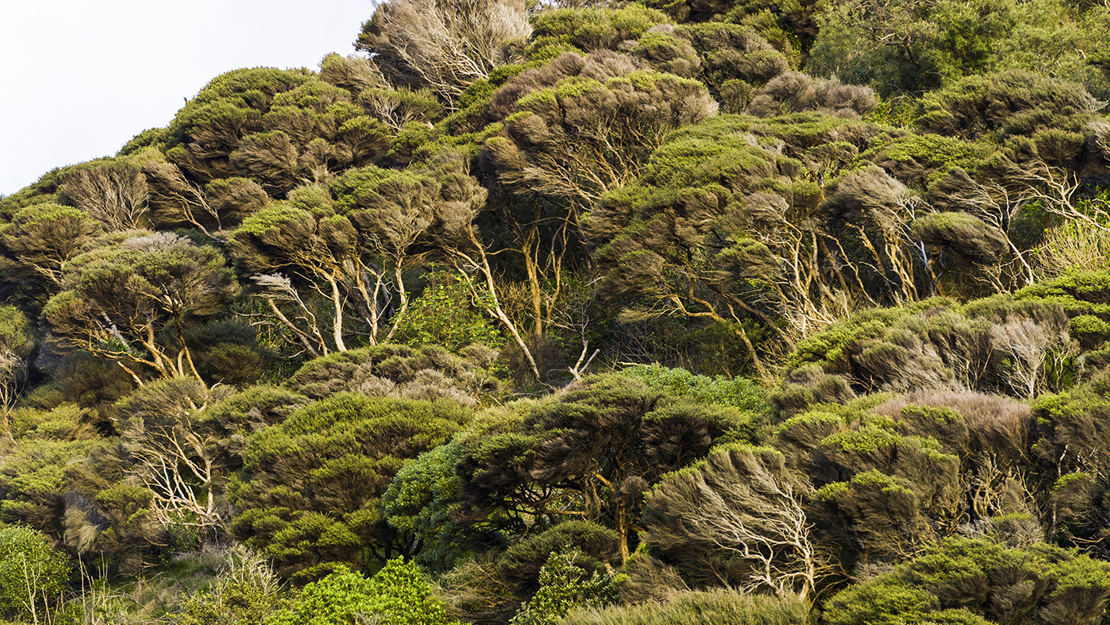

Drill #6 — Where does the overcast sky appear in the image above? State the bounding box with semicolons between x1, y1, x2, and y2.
0;0;375;196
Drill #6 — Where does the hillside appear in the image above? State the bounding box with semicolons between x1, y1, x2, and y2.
2;0;1110;623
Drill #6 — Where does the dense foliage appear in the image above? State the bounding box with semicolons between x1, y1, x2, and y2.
4;0;1110;622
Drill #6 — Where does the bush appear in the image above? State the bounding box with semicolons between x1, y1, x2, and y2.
393;276;503;351
917;70;1100;141
509;548;618;625
229;394;471;581
824;537;1110;625
498;521;620;595
619;364;766;411
179;546;287;625
267;558;459;625
0;525;70;622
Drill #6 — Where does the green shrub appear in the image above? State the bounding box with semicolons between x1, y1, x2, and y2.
510;548;618;625
824;537;1110;625
0;525;70;622
266;558;459;625
498;521;620;595
394;276;503;351
619;364;766;411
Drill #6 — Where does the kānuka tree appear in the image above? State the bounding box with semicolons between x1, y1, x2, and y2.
43;232;238;384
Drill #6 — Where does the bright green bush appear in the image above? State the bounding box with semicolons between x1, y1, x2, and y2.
266;558;459;625
510;548;618;625
393;277;503;351
619;364;765;411
0;525;70;621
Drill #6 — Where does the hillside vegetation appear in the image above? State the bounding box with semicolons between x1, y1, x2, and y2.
3;0;1110;623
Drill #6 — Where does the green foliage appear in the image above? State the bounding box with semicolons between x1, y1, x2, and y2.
825;537;1110;625
806;0;1110;98
510;548;618;625
382;441;483;570
528;6;670;53
0;525;70;621
229;393;471;580
178;546;288;625
0;413;101;533
641;445;819;592
917;70;1099;141
619;364;766;411
10;0;1110;618
267;559;459;625
394;275;503;351
43;232;239;382
459;375;747;561
498;521;620;594
287;343;503;406
0;202;103;296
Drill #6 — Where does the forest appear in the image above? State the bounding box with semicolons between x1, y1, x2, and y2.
3;0;1110;622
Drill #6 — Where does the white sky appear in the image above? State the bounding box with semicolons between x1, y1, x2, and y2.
0;0;376;196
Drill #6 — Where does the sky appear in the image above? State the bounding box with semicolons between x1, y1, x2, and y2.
0;0;376;196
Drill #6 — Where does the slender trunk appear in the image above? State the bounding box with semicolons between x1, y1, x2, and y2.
327;274;347;352
461;229;540;379
383;265;409;344
616;498;630;563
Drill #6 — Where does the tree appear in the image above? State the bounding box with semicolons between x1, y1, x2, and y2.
232;161;474;356
43;232;238;384
116;378;234;544
0;306;34;431
509;548;618;625
459;374;751;561
357;0;532;102
60;162;151;231
229;393;470;581
588;115;913;376
806;0;1110;98
486;70;717;211
642;445;823;599
165;67;316;182
824;537;1110;625
144;161;270;236
0;203;102;293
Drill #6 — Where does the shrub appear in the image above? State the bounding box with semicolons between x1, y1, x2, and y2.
509;548;618;625
0;525;70;622
267;558;459;625
824;537;1110;625
497;521;620;595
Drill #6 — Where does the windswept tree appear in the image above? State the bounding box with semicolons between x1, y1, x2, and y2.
229;393;470;581
588;115;931;376
232;161;471;355
43;232;238;384
115;378;235;543
0;203;102;292
486;70;717;215
165;67;316;182
642;445;823;599
459;374;752;561
0;307;34;431
357;0;532;102
144;161;271;237
60;162;151;231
